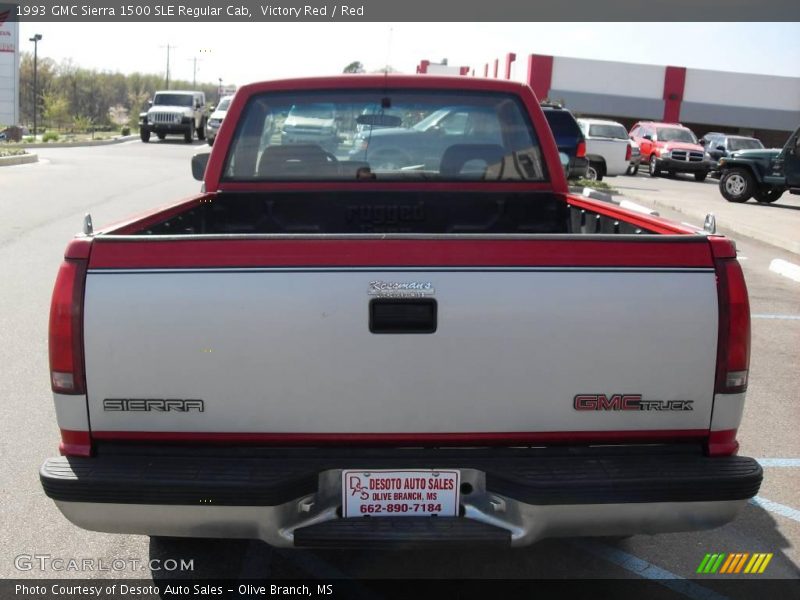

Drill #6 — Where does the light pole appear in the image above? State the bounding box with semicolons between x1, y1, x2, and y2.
218;78;223;103
29;34;42;138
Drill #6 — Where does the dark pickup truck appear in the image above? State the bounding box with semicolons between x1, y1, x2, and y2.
718;125;800;203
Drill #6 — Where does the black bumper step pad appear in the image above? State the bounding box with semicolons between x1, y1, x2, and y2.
41;451;762;506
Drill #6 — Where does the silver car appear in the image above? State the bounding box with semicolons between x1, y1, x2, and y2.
205;96;233;146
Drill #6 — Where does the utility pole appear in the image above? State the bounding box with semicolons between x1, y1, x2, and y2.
29;34;42;137
189;57;199;87
159;44;176;89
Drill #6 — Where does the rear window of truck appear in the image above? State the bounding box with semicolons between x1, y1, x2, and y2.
223;90;547;182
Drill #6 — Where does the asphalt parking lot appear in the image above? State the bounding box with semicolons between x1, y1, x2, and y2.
1;141;798;598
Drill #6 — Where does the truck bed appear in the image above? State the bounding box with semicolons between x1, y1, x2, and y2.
79;192;719;443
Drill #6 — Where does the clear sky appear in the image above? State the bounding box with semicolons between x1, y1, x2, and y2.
17;22;800;87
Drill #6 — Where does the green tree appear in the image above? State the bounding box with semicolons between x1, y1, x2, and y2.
42;93;70;131
343;61;364;74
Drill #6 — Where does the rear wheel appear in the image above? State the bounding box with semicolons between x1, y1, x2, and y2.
719;168;754;203
694;171;708;183
586;162;604;181
754;188;784;203
197;119;206;141
648;155;661;177
626;163;638;176
139;128;150;143
184;126;193;144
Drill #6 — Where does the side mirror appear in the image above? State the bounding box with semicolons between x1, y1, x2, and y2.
716;145;725;152
794;137;800;153
147;100;153;107
209;105;216;112
699;138;706;145
643;134;653;141
191;152;210;181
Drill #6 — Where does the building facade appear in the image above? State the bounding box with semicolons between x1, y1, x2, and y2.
0;4;19;127
527;54;799;146
417;53;800;147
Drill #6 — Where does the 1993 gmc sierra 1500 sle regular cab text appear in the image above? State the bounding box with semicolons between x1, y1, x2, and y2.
40;75;761;549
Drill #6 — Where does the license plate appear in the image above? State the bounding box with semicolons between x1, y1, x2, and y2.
342;470;460;518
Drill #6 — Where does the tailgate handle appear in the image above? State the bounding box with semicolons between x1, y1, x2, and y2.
369;299;437;334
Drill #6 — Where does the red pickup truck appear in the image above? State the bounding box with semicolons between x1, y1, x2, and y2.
41;76;760;549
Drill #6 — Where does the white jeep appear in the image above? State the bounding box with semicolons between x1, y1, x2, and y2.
140;90;207;143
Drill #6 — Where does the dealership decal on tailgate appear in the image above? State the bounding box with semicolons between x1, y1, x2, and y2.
342;470;460;518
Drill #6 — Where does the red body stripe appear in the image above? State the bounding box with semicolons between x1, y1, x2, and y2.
88;238;712;269
59;429;92;457
91;429;709;447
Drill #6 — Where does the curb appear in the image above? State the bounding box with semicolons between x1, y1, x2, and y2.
13;135;137;150
0;152;38;167
622;191;800;256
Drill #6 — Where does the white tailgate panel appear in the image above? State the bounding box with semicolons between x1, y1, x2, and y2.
84;270;718;433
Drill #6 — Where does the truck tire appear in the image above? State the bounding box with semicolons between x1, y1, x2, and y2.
586;162;605;181
754;188;784;203
197;118;206;141
648;155;661;177
694;172;708;183
140;128;150;143
626;163;638;176
184;126;193;144
719;168;754;203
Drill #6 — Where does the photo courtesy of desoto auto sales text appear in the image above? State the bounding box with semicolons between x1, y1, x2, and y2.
1;0;799;598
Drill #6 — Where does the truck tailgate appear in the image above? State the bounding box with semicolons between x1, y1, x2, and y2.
83;238;719;441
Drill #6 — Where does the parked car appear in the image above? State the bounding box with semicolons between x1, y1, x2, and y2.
700;133;764;177
40;75;761;550
627;138;642;175
717;125;800;203
281;103;339;151
577;118;632;180
205;95;233;146
140;90;207;143
348;105;504;170
629;121;714;181
541;104;588;180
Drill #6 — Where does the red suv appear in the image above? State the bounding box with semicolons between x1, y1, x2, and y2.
629;121;713;182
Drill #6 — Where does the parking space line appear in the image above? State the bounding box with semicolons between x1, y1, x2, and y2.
769;259;800;283
274;550;380;600
749;496;800;524
572;540;730;600
756;458;800;467
751;314;800;320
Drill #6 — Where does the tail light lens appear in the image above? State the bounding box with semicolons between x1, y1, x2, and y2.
625;143;632;162
49;256;87;394
714;256;751;394
576;140;586;158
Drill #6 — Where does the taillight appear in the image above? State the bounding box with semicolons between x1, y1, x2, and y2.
625;143;632;162
49;253;88;394
713;251;751;394
576;140;586;158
